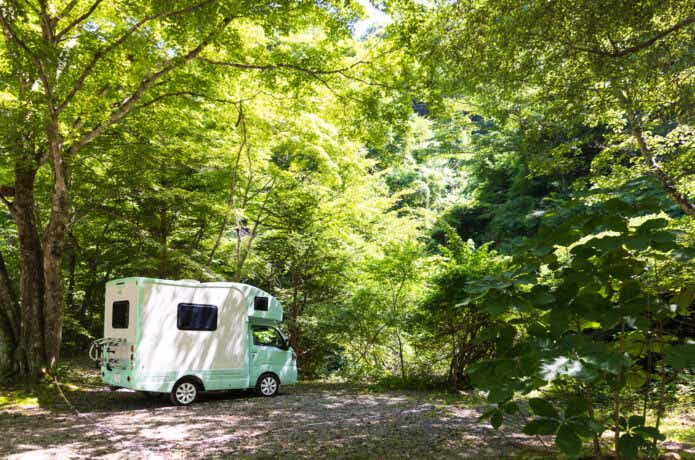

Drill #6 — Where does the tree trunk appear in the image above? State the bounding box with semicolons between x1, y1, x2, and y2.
43;120;70;367
13;160;47;377
159;204;168;277
396;330;406;381
65;250;76;311
0;250;20;372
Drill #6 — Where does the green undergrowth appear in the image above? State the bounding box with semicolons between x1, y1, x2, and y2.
0;357;102;411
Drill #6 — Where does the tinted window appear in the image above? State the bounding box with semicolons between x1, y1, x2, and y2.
254;296;269;311
252;326;285;348
177;303;217;331
112;301;129;329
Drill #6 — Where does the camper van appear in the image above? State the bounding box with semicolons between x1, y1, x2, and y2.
91;277;297;405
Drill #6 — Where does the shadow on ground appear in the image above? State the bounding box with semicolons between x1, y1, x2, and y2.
2;381;559;459
3;369;694;460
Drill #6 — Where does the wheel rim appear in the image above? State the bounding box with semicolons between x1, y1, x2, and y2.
176;382;197;404
260;376;277;395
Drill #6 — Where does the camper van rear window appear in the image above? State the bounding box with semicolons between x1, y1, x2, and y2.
177;303;218;331
112;301;129;329
254;296;269;311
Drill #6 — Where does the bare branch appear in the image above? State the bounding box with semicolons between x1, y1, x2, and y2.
56;0;216;113
55;0;103;42
67;15;234;156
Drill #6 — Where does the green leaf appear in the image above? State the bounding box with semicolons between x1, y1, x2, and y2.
673;286;695;312
523;418;559;435
490;410;503;429
636;218;668;234
529;285;555;307
555;425;582;457
564;397;589;418
617;433;640;460
488;386;513;404
673;247;695;261
626;234;650;250
663;344;695;370
565;417;599;437
529;398;559;419
633;426;665;441
628;415;645;428
503;401;519;414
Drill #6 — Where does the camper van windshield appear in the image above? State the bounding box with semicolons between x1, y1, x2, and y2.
252;326;286;348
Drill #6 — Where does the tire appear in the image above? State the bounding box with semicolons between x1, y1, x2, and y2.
255;373;280;397
170;378;199;405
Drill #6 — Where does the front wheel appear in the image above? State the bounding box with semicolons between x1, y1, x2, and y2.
256;373;280;397
170;379;199;405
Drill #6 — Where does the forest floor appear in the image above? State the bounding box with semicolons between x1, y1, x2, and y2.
1;361;694;459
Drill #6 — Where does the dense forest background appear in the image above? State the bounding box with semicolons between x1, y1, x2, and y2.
0;1;693;458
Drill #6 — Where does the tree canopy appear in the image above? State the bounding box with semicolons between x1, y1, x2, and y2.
0;1;693;458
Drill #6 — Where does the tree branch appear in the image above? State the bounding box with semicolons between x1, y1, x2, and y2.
626;110;695;216
197;56;370;77
571;16;694;58
56;0;81;20
133;90;259;112
56;0;216;113
54;0;103;42
197;56;395;103
0;8;55;110
67;15;234;156
0;185;15;214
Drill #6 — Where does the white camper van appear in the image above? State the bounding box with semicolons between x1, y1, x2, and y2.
92;277;297;405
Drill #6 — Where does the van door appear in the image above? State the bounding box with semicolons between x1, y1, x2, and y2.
250;325;291;381
103;280;138;385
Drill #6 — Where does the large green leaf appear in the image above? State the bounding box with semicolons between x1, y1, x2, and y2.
490;410;503;429
529;285;555;308
523;418;559;435
663;344;695;370
555;425;582;457
617;433;640;460
487;386;513;404
529;398;559;418
564;397;589;418
633;426;665;441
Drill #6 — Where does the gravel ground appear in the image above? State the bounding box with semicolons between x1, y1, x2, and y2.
2;382;555;459
2;381;693;459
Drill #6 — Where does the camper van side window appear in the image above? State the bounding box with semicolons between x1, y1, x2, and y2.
252;326;285;348
177;303;218;331
254;296;269;311
112;301;129;329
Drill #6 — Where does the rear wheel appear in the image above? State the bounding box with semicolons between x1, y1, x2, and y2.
170;379;199;405
255;373;280;397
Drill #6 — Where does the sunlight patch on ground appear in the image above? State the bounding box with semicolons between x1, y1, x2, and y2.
2;382;692;459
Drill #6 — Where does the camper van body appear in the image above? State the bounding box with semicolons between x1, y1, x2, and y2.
99;277;297;402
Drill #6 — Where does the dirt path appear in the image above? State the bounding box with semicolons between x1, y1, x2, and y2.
2;383;553;459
